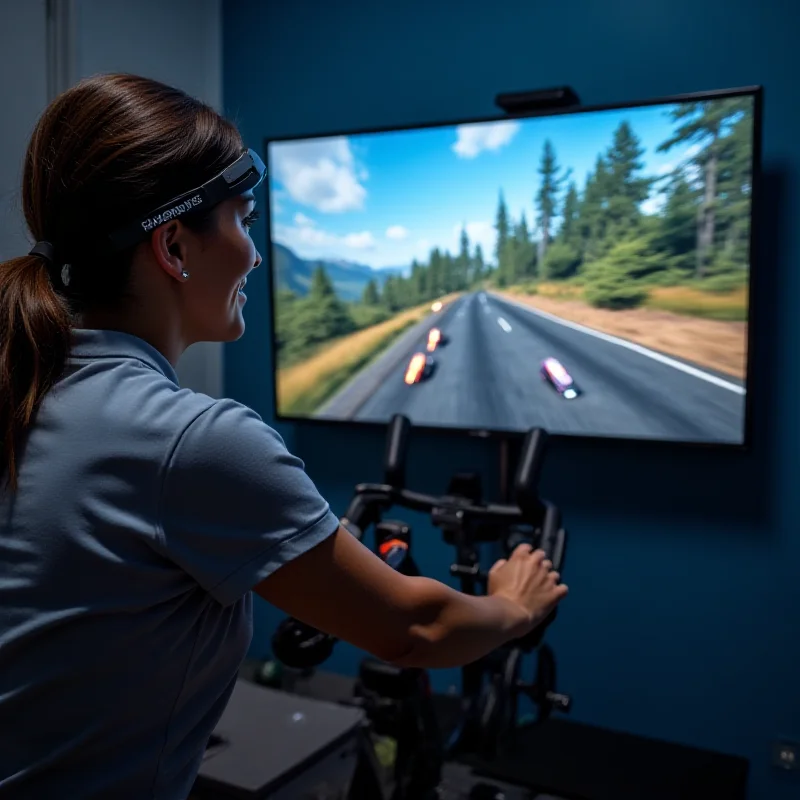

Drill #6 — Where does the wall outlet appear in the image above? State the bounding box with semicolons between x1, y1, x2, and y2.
772;740;799;771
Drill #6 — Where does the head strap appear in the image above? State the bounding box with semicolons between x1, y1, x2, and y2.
29;241;56;265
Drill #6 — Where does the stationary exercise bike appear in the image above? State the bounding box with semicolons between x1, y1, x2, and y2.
268;415;572;799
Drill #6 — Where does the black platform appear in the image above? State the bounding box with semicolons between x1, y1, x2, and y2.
237;662;749;800
193;678;365;799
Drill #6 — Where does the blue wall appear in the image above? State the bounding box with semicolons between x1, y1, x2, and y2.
223;2;800;798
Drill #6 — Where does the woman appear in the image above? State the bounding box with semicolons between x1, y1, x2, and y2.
0;74;568;799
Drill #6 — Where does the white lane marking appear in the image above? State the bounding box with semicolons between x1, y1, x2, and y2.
492;292;745;395
497;317;512;333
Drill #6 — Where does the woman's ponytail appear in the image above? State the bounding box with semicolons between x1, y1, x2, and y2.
1;71;244;490
0;255;71;490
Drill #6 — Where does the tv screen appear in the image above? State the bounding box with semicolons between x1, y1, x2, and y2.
265;87;760;446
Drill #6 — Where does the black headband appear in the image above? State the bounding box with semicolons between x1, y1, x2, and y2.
24;148;265;278
105;148;266;252
29;241;71;287
29;241;56;266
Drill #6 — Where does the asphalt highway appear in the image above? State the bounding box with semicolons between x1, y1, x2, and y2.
317;291;746;443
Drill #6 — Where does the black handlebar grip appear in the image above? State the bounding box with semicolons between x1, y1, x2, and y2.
514;428;549;509
551;527;567;575
539;502;561;564
514;504;565;652
384;414;411;489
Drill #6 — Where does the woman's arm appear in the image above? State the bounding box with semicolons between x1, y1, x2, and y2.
254;525;539;669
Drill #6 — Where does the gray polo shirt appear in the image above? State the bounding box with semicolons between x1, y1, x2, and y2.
0;329;340;799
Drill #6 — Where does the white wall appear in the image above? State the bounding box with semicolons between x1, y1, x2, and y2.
0;1;48;262
0;0;225;397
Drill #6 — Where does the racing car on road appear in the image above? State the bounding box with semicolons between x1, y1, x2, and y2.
426;327;449;352
540;356;580;399
404;352;436;385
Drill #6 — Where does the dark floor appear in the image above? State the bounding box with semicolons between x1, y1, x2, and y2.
438;762;565;799
225;661;748;800
236;661;567;799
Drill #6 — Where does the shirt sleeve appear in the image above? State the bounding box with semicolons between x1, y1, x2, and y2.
157;399;340;606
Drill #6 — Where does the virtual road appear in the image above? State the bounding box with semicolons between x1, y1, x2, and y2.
317;292;746;443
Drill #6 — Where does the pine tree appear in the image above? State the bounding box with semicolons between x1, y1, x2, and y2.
559;181;580;248
458;226;471;290
578;155;610;261
494;191;510;268
362;278;379;305
535;139;563;262
382;276;399;311
651;170;698;273
429;248;444;296
657;97;751;277
442;252;456;293
713;110;753;270
603;121;650;240
306;263;355;339
514;212;536;279
410;259;427;301
473;244;485;284
310;263;336;299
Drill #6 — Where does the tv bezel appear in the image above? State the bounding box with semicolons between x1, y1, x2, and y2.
262;84;763;451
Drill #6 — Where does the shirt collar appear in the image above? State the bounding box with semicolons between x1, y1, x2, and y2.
69;328;179;385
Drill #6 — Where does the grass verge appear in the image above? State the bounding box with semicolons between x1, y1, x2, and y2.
493;289;747;379
277;295;460;415
645;285;748;321
507;281;746;321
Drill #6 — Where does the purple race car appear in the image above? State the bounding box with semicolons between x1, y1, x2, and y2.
540;357;581;399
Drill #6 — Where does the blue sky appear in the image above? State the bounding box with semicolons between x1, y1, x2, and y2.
267;101;739;271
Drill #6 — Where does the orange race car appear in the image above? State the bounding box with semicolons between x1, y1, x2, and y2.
426;327;449;352
404;352;436;385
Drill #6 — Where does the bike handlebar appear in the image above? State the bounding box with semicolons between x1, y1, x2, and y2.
342;482;565;572
344;483;526;529
272;414;567;670
379;413;551;512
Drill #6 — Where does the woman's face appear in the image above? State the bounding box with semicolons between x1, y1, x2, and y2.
179;191;262;343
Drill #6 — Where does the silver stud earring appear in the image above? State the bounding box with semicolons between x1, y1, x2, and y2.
181;270;190;280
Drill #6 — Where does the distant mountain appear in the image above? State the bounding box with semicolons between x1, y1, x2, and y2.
272;242;405;302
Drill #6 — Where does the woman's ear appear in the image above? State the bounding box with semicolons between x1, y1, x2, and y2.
149;222;186;281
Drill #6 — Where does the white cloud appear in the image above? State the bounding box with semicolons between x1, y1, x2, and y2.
386;225;409;240
282;223;332;248
343;231;375;249
294;212;315;226
452;121;520;159
276;222;375;255
270;136;367;213
271;189;285;214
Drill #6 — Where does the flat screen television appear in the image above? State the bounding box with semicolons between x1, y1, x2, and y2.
264;86;761;446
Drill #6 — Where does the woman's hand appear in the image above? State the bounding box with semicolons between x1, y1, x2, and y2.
487;544;568;637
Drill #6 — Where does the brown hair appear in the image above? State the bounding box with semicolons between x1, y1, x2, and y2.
0;73;243;490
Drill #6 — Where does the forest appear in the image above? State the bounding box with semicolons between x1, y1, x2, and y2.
275;98;753;367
